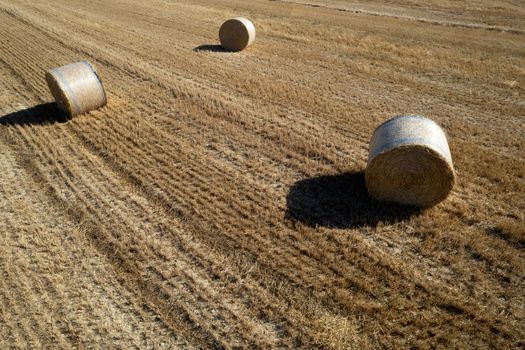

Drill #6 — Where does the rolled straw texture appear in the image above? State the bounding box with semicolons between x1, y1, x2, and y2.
46;61;107;118
219;17;256;52
365;115;455;207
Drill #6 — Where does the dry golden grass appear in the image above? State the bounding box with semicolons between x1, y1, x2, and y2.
0;0;523;348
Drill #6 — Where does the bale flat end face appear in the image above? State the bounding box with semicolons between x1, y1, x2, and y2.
45;70;73;118
365;116;455;207
365;145;455;207
45;61;107;118
219;17;255;52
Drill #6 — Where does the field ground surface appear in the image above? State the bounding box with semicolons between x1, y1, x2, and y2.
0;0;523;348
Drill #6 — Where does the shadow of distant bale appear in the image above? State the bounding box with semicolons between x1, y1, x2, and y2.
193;44;228;53
0;103;68;126
286;171;421;229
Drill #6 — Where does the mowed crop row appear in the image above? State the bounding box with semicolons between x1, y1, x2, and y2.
0;0;523;348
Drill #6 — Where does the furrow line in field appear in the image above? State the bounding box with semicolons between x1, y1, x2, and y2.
0;127;181;347
72;111;377;294
0;291;21;348
0;238;41;347
1;129;151;337
0;141;76;347
69;96;524;344
39;0;522;144
0;57;42;106
54;116;341;346
80;104;451;305
59;127;328;347
17;0;354;106
0;241;54;344
3;2;368;164
19;128;252;348
5;0;521;150
75;92;520;292
54;130;283;348
8;101;289;347
12;266;80;347
2;43;512;342
0;273;44;348
65;99;524;314
7;125;221;349
273;0;525;35
69;114;430;318
0;15;356;180
1;128;193;348
1;0;522;346
68;115;384;340
0;37;53;99
0;45;332;344
10;230;101;347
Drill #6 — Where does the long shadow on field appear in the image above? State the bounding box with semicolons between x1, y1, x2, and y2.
0;103;68;125
286;171;421;229
193;44;227;52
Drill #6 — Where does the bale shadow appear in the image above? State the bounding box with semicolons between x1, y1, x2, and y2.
0;103;68;125
286;171;421;229
193;44;227;53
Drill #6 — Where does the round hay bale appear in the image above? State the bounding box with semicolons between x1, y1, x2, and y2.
365;115;455;207
45;61;107;118
219;17;255;52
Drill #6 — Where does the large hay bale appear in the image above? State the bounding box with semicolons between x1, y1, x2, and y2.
365;115;455;207
45;61;107;118
219;17;255;52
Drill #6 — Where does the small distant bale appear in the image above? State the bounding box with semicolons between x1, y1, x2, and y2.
219;17;255;52
365;115;455;207
45;61;107;118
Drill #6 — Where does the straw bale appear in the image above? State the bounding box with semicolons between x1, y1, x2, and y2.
365;115;455;207
46;61;107;118
219;17;255;52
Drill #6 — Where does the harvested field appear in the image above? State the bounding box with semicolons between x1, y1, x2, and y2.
0;0;523;348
